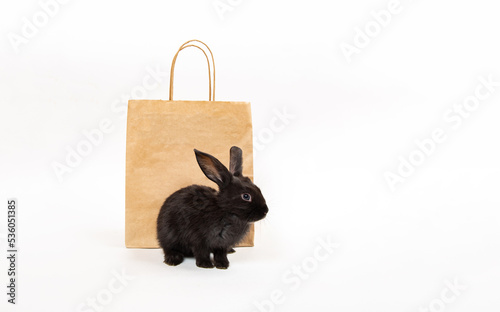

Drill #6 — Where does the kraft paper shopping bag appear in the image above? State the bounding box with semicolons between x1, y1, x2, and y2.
125;40;254;248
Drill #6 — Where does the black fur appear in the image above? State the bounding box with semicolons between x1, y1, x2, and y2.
156;146;268;269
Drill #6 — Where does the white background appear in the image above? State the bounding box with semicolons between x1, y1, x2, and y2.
1;0;500;311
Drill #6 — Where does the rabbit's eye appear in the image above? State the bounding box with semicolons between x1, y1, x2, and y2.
241;193;252;202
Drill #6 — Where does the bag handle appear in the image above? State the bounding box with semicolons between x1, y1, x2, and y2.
169;40;216;101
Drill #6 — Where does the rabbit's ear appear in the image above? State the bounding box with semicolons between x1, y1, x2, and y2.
194;149;231;188
229;146;243;176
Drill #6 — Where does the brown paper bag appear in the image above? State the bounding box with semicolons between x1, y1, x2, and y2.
125;40;254;248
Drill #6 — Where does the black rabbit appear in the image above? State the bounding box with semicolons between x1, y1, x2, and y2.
156;146;268;269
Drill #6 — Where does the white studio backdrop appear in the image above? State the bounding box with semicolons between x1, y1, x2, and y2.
1;0;499;311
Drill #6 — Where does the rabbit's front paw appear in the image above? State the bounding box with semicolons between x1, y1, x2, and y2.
196;258;214;269
214;249;229;269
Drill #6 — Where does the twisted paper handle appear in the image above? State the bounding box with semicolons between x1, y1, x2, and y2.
169;39;216;101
